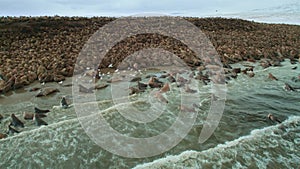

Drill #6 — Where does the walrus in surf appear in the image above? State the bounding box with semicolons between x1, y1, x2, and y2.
10;114;24;128
33;114;48;126
268;113;282;123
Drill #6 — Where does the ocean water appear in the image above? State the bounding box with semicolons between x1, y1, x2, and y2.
0;59;299;168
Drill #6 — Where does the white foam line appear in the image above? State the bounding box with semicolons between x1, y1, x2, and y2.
134;116;300;169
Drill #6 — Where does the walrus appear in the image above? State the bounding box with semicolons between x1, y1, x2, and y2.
176;76;190;87
0;133;7;139
291;76;300;83
23;112;34;120
29;87;41;92
106;77;123;83
61;97;69;109
284;83;296;91
129;87;141;95
247;71;255;78
36;87;60;97
94;84;109;90
138;81;148;91
167;75;176;83
160;83;170;93
268;114;281;123
11;114;24;128
33;114;48;126
268;73;278;81
148;77;163;88
34;107;50;114
7;124;20;134
130;77;142;82
62;84;73;87
160;74;170;78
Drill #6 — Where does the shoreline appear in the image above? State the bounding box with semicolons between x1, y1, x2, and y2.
0;16;300;93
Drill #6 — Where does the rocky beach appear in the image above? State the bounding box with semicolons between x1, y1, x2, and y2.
0;16;300;168
0;16;299;93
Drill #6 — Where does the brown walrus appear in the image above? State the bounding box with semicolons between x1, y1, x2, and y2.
0;133;7;139
94;84;109;90
137;81;148;91
167;75;176;83
23;112;34;120
267;114;281;123
148;77;163;88
29;87;41;92
23;112;47;120
160;83;170;93
36;87;60;97
268;73;278;81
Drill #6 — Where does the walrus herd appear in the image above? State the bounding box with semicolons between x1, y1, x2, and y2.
0;97;71;139
0;16;300;139
0;16;299;93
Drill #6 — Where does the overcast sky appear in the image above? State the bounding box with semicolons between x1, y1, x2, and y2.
0;0;297;17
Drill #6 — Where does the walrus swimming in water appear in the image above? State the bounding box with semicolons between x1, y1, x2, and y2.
10;114;24;128
268;73;278;81
129;87;141;95
268;113;282;123
137;81;148;91
34;107;50;114
284;83;296;91
0;133;7;139
7;124;20;134
176;76;189;87
23;112;34;120
33;114;48;126
167;75;176;83
160;83;170;93
23;112;47;120
148;77;163;88
61;97;69;109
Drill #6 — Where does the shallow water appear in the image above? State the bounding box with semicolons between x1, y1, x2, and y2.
0;60;299;168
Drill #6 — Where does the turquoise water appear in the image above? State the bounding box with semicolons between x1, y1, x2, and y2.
0;60;299;168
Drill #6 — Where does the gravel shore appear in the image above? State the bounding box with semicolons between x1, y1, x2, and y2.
0;16;299;93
